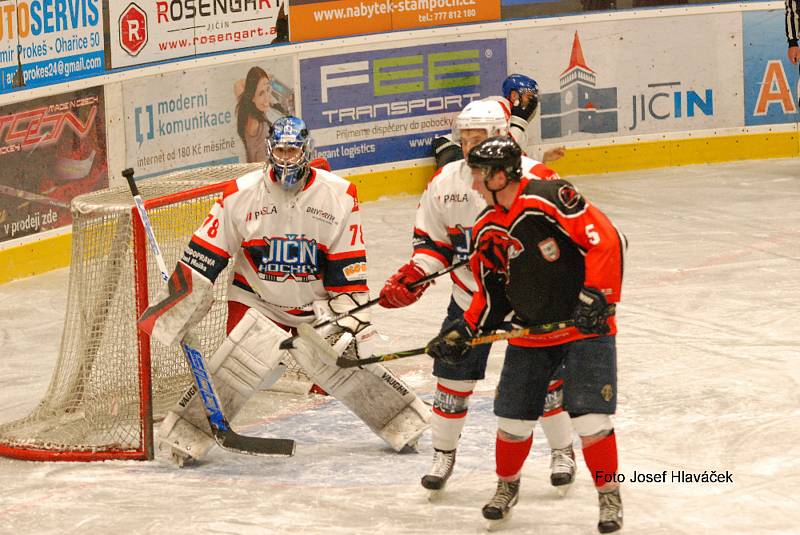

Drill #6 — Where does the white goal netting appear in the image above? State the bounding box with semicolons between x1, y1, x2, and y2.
0;163;310;461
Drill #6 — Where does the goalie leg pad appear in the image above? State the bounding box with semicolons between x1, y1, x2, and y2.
158;309;291;462
158;406;217;464
291;324;430;452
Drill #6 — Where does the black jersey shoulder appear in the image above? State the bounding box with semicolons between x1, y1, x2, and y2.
520;178;587;216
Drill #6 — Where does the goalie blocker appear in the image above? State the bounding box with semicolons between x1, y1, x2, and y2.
158;308;429;463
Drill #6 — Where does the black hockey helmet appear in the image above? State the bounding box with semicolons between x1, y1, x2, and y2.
467;136;523;183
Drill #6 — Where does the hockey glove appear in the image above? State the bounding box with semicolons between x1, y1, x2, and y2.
379;261;430;309
573;287;613;335
432;135;463;170
315;293;381;364
425;318;474;366
327;324;380;364
474;229;520;274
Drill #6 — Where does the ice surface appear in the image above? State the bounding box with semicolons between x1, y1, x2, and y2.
1;159;798;534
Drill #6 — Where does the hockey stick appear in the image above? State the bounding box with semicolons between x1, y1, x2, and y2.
278;259;469;350
124;168;295;457
337;302;617;369
334;319;576;368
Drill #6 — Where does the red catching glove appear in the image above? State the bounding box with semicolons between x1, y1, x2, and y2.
379;261;430;309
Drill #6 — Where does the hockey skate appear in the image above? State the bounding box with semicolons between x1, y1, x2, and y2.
597;488;623;533
421;449;456;499
482;478;520;530
550;445;576;496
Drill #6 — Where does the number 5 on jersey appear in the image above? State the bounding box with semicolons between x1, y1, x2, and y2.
585;224;600;245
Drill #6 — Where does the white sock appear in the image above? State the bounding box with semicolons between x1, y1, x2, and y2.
431;378;475;451
540;411;573;450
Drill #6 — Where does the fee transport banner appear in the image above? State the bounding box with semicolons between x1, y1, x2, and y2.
0;0;105;93
299;37;507;170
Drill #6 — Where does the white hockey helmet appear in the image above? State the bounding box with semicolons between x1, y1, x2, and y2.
452;99;509;141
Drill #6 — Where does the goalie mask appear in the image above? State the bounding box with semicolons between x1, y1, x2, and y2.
268;116;313;190
467;136;523;193
452;100;509;143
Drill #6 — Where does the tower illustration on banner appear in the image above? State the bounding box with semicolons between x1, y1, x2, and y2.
540;32;618;139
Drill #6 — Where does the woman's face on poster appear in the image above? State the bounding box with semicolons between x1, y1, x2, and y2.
253;76;272;114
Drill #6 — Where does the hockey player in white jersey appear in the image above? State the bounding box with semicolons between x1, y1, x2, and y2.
138;116;428;464
431;74;565;169
379;86;577;496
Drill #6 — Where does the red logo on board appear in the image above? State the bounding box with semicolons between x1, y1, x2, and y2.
119;3;148;56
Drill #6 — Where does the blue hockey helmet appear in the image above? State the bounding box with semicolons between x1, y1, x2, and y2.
502;73;539;100
267;116;313;190
502;74;540;119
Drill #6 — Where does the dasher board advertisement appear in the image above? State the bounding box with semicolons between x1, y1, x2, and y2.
290;0;499;42
0;0;105;93
108;0;288;69
300;37;507;171
500;0;744;21
0;86;108;242
123;57;294;177
743;9;800;126
508;14;742;145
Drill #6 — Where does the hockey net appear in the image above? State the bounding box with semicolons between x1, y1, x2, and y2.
0;163;311;462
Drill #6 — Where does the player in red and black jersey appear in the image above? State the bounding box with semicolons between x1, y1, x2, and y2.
426;136;627;533
379;94;578;497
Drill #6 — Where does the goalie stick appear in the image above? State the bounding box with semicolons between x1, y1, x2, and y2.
278;259;469;350
123;168;295;457
330;319;578;368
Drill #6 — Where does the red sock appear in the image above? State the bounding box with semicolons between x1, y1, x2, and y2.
495;432;533;480
582;430;619;487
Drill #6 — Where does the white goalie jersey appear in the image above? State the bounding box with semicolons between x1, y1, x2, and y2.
410;155;557;310
190;167;367;327
139;166;368;344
